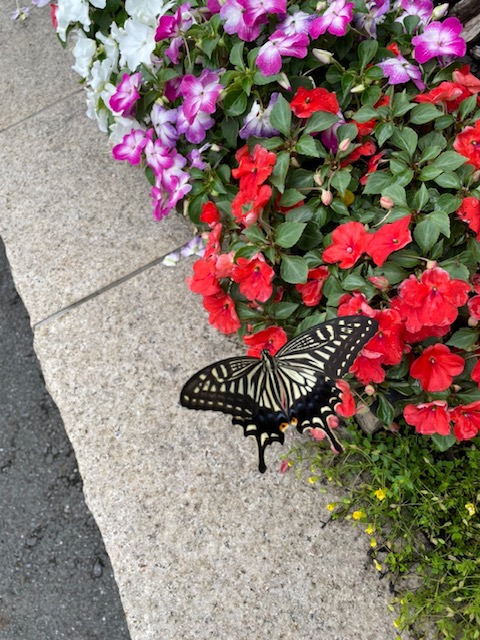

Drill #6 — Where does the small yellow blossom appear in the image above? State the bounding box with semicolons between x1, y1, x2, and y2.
308;475;318;484
394;619;400;628
352;510;364;520
326;503;336;511
374;488;387;501
374;559;383;572
465;502;476;516
370;537;377;548
365;524;375;535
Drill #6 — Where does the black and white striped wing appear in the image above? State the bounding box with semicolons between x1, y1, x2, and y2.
180;356;289;473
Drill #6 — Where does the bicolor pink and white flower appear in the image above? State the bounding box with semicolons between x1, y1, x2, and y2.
220;0;262;42
378;54;425;91
412;17;466;64
310;0;354;38
109;72;142;114
150;104;179;149
256;31;309;77
112;128;147;165
179;69;223;125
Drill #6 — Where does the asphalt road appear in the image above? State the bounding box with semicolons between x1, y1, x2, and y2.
0;239;131;640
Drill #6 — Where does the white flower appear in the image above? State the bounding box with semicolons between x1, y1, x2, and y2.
90;0;107;7
109;117;145;145
96;29;119;72
56;0;90;41
71;30;97;78
114;19;156;71
85;88;109;133
125;0;175;26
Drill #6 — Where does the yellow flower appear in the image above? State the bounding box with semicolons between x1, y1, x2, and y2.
370;537;377;548
374;488;387;501
308;475;318;484
326;503;336;512
374;559;383;572
365;524;375;535
352;510;364;520
465;502;476;516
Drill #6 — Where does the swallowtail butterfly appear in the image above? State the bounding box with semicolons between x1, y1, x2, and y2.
180;316;378;472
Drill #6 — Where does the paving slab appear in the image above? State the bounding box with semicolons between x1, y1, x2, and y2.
33;259;405;640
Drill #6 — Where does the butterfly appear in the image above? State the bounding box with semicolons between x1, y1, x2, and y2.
180;315;378;473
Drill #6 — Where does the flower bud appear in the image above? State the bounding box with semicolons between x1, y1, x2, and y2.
350;83;365;94
432;3;448;19
426;260;437;269
321;189;333;206
338;138;351;152
368;275;389;291
468;316;479;327
210;143;220;152
379;196;394;209
473;169;480;182
314;173;323;187
277;72;291;91
290;157;300;168
315;1;327;11
312;48;334;64
364;385;376;396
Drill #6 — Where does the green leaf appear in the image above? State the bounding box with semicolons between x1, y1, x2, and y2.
278;189;305;208
376;393;395;426
391;128;418;158
330;170;351;196
431;433;456;452
413;183;430;211
229;41;245;69
428;210;450;238
374;261;408;285
223;89;248;117
295;135;326;158
419;145;443;164
382;184;407;207
431;151;468;172
446;328;479;350
270;301;299;320
358;39;378;69
352;106;378;123
434;114;455;130
285;205;314;223
234;245;261;261
270;150;290;193
434;172;462;189
275;221;307;248
304;111;339;135
342;274;368;290
439;260;470;281
363;172;394;194
375;121;395;147
243;225;266;243
418;165;443;181
459;94;477;119
414;218;440;253
436;194;463;214
269;93;292;137
409;103;444;125
280;254;308;284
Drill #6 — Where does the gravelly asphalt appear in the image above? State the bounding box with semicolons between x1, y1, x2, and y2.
0;239;131;640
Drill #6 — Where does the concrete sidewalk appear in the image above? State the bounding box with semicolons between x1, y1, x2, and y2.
1;5;408;639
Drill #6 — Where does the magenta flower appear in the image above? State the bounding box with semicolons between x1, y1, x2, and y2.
144;132;176;175
109;72;142;114
256;30;309;77
378;54;425;91
242;0;286;28
179;69;222;125
412;17;466;64
310;0;354;38
396;0;433;26
176;107;215;144
151;153;192;220
112;129;147;165
220;0;262;42
155;3;193;64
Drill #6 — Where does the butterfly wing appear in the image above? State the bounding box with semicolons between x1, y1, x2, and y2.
180;357;289;473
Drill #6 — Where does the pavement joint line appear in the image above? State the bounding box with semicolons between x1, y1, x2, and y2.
33;246;192;329
0;88;83;134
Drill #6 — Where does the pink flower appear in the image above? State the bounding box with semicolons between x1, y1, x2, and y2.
220;0;262;42
112;129;147;165
378;55;425;91
179;69;222;125
243;0;286;28
109;72;142;114
256;30;309;77
310;0;354;38
412;17;466;64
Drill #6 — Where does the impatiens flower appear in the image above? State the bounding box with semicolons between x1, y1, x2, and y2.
200;202;220;227
366;309;404;366
378;55;425;91
295;266;329;307
242;0;286;28
220;0;262;42
452;65;480;95
403;401;451;436
471;359;480;386
333;380;356;418
203;220;222;259
155;2;193;64
366;215;412;267
112;128;147;165
468;295;480;321
396;0;433;25
450;402;480;441
278;11;314;36
350;348;386;385
410;343;465;392
243;326;288;357
290;87;339;119
203;291;241;334
176;107;215;144
150;104;178;148
354;0;389;37
115;19;156;70
232;145;277;197
231;253;275;302
109;72;142;114
186;258;221;296
322;221;369;269
310;0;354;38
179;69;222;125
239;94;280;139
231;184;272;227
454;120;480;170
412;17;466;64
414;81;469;112
457;197;480;239
359;152;384;185
338;292;375;317
256;31;309;77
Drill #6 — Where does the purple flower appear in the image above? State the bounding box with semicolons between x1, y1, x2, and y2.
278;11;313;36
179;69;222;125
155;3;193;64
320;112;345;154
310;0;354;39
412;17;466;64
109;72;142;115
112;129;147;165
151;154;192;220
239;93;280;139
256;30;309;77
188;144;211;170
242;0;287;28
396;0;433;25
354;0;390;37
150;105;179;148
177;107;215;144
378;55;425;90
220;0;262;42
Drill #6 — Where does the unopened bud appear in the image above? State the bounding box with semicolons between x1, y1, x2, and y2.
290;157;300;168
432;3;448;19
364;385;376;396
321;189;333;206
338;138;351;153
351;83;366;94
473;169;480;182
277;72;291;91
312;48;334;65
210;143;220;152
389;422;400;433
314;173;323;186
468;316;479;327
426;259;437;269
379;196;394;209
315;1;327;11
368;275;389;291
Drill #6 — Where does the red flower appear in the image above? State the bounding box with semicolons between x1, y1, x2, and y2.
215;252;235;278
453;120;480;170
295;266;329;307
200;201;220;227
231;253;275;303
290;87;339;118
232;145;276;198
457;197;480;239
203;291;241;334
333;379;356;418
322;221;369;269
410;344;465;392
365;215;412;267
187;258;221;296
468;294;480;321
403;401;451;436
350;348;385;385
452;65;480;95
386;42;400;56
450;401;480;441
367;309;404;366
338;292;375;317
359;152;384;185
341;140;376;167
471;359;480;386
243;326;288;357
395;266;471;335
231;184;272;227
414;81;469;113
203;223;222;259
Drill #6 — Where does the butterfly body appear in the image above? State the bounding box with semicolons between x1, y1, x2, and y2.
180;316;378;472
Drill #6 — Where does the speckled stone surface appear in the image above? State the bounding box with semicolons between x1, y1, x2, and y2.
33;261;404;640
